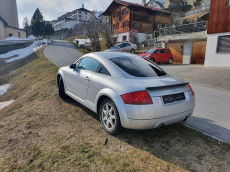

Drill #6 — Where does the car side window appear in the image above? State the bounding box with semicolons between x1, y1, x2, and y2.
78;57;100;72
160;49;165;53
124;43;130;47
97;64;111;76
164;50;169;53
120;44;125;48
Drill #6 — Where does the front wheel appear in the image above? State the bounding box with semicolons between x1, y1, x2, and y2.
58;77;66;99
168;58;173;64
130;49;135;53
99;99;122;135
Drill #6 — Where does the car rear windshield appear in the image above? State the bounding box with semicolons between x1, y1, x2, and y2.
110;56;167;77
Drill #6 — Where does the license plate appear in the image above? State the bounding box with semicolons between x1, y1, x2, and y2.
162;93;185;104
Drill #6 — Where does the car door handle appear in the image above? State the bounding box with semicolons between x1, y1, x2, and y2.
85;76;90;81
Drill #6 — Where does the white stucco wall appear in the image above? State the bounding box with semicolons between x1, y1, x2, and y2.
205;32;230;66
115;32;152;43
138;33;152;43
116;32;129;42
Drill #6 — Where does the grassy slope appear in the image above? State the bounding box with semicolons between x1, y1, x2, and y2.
0;50;230;171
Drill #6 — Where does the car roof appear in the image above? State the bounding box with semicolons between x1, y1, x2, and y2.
86;52;136;59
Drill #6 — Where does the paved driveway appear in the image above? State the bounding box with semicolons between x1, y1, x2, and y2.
44;42;230;142
44;40;83;67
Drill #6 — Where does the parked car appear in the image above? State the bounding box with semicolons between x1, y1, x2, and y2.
139;48;174;64
105;42;137;53
57;52;195;135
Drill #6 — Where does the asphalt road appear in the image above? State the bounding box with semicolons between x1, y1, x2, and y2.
44;40;230;143
44;40;83;67
186;84;230;142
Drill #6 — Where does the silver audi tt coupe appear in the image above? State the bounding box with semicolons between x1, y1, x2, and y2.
57;52;195;135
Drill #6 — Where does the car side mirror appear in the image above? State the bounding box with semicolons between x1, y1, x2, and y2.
157;52;160;54
69;64;76;69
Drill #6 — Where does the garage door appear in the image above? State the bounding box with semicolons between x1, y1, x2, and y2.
166;43;184;64
191;41;207;65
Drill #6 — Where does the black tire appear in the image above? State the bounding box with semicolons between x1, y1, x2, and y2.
58;77;66;99
99;99;122;135
168;58;173;64
130;49;135;53
150;58;155;63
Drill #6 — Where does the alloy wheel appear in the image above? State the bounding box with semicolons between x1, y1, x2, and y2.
101;103;116;130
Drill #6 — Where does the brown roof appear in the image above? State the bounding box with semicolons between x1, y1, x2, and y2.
104;0;171;15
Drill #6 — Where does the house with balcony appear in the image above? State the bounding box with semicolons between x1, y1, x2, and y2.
158;18;208;64
52;4;93;32
103;0;171;43
205;0;230;66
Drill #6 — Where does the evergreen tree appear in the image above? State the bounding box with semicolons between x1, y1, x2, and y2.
31;8;45;37
44;23;54;36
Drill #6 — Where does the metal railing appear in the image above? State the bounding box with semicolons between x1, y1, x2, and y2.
185;8;210;16
159;21;207;36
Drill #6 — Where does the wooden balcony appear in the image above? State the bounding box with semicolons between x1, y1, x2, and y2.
113;27;130;34
133;13;151;21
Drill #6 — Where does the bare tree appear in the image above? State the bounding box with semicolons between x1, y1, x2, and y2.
86;20;101;52
22;16;31;36
101;23;116;48
71;23;87;36
129;29;139;44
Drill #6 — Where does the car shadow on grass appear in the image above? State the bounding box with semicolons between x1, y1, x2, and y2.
62;95;230;171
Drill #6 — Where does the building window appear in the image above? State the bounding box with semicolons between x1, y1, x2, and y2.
18;32;21;38
157;23;163;28
122;8;128;15
113;11;118;18
123;35;127;41
9;34;13;37
123;21;128;28
134;21;141;28
217;35;230;53
228;0;230;5
113;23;119;30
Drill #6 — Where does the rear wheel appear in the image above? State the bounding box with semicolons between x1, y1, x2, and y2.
99;99;122;135
58;77;66;99
168;58;173;64
130;49;135;53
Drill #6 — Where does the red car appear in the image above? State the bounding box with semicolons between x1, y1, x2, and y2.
139;48;173;64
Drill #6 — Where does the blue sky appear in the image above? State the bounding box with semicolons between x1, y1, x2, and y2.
17;0;164;28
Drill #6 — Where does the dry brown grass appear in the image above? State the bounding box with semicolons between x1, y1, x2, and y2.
0;49;230;171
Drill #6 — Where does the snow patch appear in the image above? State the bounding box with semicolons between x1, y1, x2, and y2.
0;84;12;96
73;38;102;46
0;100;15;111
0;40;47;63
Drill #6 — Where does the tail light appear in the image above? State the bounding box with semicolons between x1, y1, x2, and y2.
121;90;153;105
188;84;195;96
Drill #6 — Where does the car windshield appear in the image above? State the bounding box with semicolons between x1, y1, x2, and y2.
110;55;167;77
111;43;122;49
146;49;157;54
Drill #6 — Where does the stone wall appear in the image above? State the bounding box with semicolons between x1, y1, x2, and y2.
0;42;32;55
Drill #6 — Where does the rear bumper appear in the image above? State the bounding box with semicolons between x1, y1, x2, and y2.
121;109;194;130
